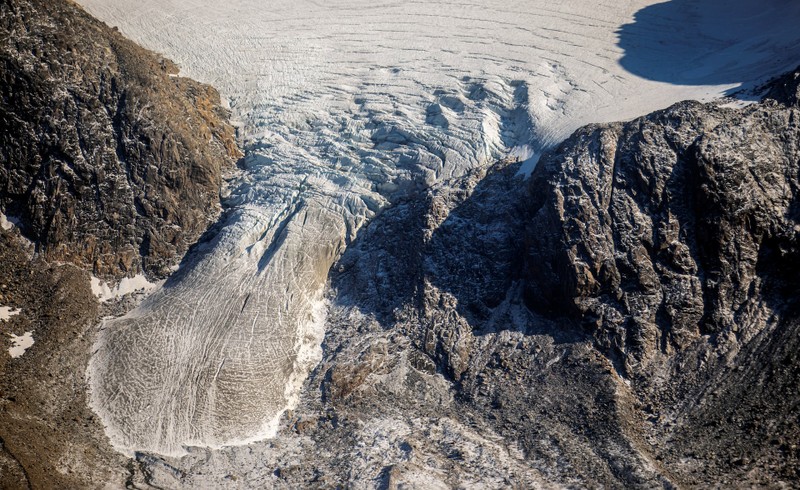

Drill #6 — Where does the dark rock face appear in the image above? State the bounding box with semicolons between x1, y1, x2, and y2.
0;0;241;487
764;66;800;107
526;89;800;367
281;160;668;488
0;0;240;279
521;70;800;484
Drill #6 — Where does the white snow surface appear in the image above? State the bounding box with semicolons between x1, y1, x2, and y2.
90;274;162;303
8;331;34;359
0;306;21;321
75;0;800;457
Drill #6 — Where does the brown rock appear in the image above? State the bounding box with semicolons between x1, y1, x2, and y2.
0;0;241;280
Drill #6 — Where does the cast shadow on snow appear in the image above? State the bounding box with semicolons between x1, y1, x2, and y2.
617;0;800;95
328;161;587;347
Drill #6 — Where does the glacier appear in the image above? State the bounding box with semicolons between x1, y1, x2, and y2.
75;0;800;456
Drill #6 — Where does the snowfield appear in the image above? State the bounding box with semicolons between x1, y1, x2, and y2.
76;0;800;456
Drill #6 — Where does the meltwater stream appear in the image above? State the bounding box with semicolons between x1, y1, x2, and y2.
76;0;800;456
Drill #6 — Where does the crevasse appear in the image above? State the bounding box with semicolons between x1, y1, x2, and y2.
77;0;800;456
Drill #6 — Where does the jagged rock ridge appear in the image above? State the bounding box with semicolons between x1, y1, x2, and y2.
0;0;240;279
520;67;800;484
524;80;800;366
0;0;241;487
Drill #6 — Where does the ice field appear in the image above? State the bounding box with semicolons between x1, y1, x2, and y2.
76;0;800;456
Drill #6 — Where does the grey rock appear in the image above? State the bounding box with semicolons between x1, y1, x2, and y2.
521;68;800;484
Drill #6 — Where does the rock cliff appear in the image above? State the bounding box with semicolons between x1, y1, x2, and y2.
520;67;800;484
525;80;800;367
0;0;240;279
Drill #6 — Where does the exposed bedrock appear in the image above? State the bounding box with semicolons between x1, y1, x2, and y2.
520;67;800;484
0;229;130;489
0;0;240;280
524;68;800;368
0;0;242;484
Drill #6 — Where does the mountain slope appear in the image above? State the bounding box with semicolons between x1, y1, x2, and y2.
0;0;239;487
521;67;800;484
0;0;240;279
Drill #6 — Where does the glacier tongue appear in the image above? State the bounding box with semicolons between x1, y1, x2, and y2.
90;181;356;456
76;0;800;456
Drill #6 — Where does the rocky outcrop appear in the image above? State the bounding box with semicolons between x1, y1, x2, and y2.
0;0;241;487
228;70;800;487
0;0;240;279
521;67;800;484
524;82;800;368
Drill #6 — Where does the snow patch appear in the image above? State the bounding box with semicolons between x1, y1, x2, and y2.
8;331;34;358
508;145;535;163
517;153;541;178
0;213;20;231
717;99;758;110
0;306;20;321
91;274;162;302
283;297;327;410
